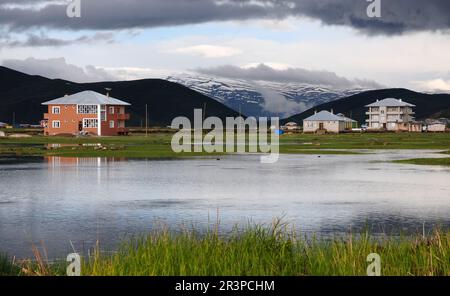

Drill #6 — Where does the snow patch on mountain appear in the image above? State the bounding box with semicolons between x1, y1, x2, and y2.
166;73;366;118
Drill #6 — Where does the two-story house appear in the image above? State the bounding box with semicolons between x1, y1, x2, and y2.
42;90;131;136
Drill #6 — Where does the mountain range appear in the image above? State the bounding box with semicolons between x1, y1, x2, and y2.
167;73;365;118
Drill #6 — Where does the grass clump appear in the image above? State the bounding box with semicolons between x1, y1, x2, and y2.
0;253;20;276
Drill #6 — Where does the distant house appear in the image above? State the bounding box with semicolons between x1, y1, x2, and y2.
282;122;299;131
40;120;48;128
336;113;358;129
303;110;356;133
0;122;7;128
395;121;423;132
42;90;131;136
425;119;447;132
365;98;415;131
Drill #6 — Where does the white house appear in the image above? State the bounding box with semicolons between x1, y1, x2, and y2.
282;122;299;131
365;98;415;131
303;110;348;133
425;120;446;132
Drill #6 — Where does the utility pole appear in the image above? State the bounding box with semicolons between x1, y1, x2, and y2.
12;112;15;127
145;104;148;137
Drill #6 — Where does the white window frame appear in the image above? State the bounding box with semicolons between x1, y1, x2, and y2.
83;118;98;128
109;106;115;114
100;105;107;121
77;105;98;114
109;120;115;128
52;106;60;114
52;120;61;128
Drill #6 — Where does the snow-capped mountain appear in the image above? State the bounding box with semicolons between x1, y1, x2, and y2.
166;74;366;118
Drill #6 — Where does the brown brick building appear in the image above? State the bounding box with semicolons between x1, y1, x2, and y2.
42;91;131;136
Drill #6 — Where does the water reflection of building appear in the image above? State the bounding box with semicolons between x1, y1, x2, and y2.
45;156;126;167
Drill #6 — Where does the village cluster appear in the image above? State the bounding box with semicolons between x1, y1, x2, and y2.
284;98;448;134
0;91;448;137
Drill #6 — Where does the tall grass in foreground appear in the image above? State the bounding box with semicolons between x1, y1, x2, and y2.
0;253;20;276
85;222;449;276
8;222;450;276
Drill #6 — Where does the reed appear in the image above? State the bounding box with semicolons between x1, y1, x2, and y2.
3;222;449;276
84;222;449;276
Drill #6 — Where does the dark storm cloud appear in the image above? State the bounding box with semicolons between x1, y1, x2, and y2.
195;64;383;89
0;0;449;35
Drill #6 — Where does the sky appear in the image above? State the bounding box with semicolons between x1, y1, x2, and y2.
1;0;450;92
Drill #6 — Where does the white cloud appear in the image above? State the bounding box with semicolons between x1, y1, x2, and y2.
195;63;382;89
2;57;116;83
255;84;308;116
1;57;177;82
172;44;242;58
101;66;174;80
412;79;450;92
242;62;292;71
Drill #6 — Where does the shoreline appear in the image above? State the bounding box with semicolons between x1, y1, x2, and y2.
1;133;450;160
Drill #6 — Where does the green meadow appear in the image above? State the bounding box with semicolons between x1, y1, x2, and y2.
0;132;449;159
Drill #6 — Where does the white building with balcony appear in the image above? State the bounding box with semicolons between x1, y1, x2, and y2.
365;98;415;131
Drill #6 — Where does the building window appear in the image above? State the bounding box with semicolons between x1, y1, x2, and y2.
109;120;115;128
83;118;98;128
109;106;115;114
77;105;98;114
100;105;106;121
119;107;125;114
52;120;60;128
52;106;60;114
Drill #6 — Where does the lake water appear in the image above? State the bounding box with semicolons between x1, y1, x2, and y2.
0;150;449;258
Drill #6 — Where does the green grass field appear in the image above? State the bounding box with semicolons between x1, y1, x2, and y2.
3;222;449;276
1;132;449;159
393;158;450;166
